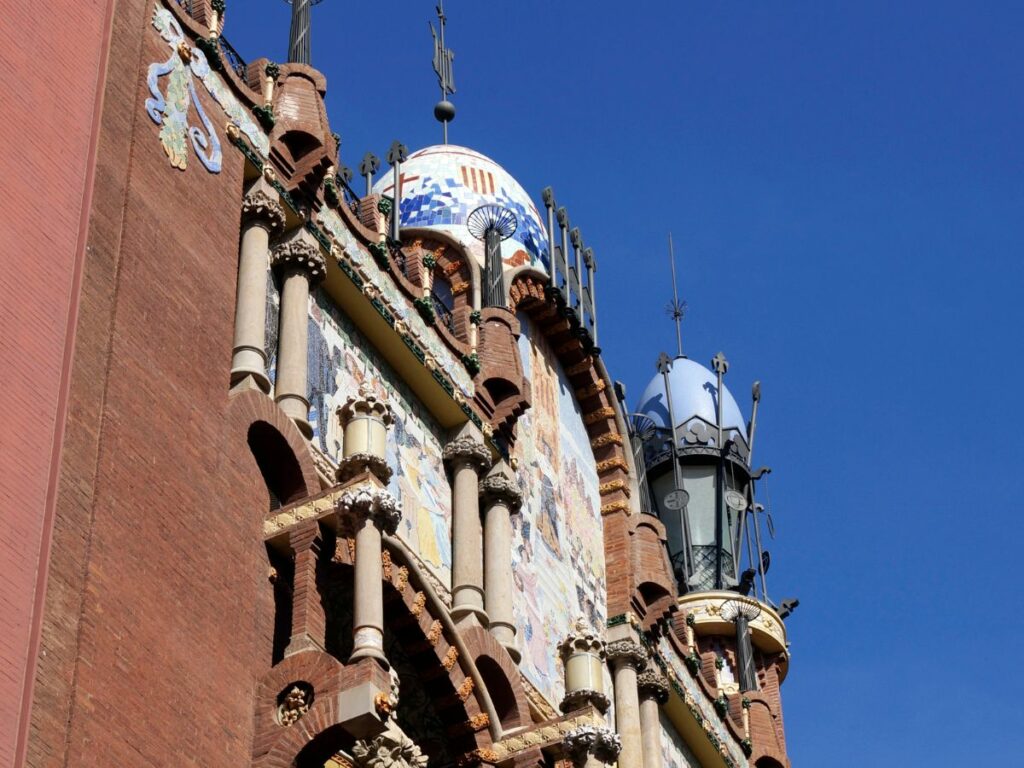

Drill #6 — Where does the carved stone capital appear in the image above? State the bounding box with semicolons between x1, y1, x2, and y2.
271;238;326;282
559;616;606;659
637;667;670;704
241;189;286;234
337;487;402;535
442;435;491;473
338;380;394;427
337;453;393;485
560;688;610;715
478;473;522;512
562;725;622;765
605;640;648;672
352;723;428;767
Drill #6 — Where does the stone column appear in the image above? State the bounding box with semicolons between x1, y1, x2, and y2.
479;460;522;661
637;667;670;768
559;618;610;715
606;640;647;768
563;725;622;768
443;424;492;624
271;230;326;438
339;486;401;666
231;180;285;393
285;520;325;656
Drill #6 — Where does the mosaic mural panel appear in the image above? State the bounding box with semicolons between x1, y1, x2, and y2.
146;6;269;172
316;208;475;401
264;277;453;587
510;312;606;706
660;710;700;768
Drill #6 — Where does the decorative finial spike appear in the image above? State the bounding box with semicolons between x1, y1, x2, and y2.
430;1;457;143
666;232;686;358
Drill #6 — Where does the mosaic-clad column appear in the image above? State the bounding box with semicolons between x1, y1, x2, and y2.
272;230;325;438
606;639;647;768
479;461;522;661
339;486;402;666
231;179;285;392
443;424;492;624
638;666;670;768
563;725;622;768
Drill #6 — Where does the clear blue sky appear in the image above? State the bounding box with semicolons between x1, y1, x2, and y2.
228;2;1023;763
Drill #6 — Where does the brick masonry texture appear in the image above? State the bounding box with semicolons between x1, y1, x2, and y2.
19;2;298;765
0;0;114;764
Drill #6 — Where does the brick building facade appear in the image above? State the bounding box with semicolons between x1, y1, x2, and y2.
1;2;795;766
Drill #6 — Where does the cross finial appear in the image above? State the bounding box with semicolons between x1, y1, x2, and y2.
386;140;408;166
430;1;457;143
712;352;729;375
656;352;673;375
360;152;380;196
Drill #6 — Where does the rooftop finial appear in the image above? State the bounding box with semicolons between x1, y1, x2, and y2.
284;0;324;65
430;1;456;143
666;232;687;358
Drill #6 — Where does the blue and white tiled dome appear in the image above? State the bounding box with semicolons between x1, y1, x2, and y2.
635;357;747;439
372;145;549;273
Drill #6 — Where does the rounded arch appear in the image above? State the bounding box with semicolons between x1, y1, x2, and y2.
459;625;531;732
227;389;320;503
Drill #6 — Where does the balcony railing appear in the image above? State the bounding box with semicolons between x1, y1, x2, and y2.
431;292;455;335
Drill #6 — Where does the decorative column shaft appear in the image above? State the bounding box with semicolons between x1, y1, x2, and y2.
231;181;284;392
272;231;325;438
563;725;622;768
339;486;401;666
559;618;610;714
606;640;647;768
443;425;492;624
480;461;522;661
638;667;670;768
285;521;325;656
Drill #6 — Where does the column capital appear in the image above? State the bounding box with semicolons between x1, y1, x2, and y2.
605;640;648;672
272;231;326;283
637;667;670;704
443;434;491;473
563;725;622;766
337;486;402;535
559;616;606;658
241;188;286;235
479;465;522;511
339;380;395;426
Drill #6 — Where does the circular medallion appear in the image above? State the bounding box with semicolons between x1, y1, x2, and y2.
725;489;748;512
663;489;690;511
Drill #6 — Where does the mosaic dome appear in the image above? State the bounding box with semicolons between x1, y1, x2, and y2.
635;356;747;436
372;145;549;273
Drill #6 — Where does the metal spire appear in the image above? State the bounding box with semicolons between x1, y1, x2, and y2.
284;0;324;65
430;1;457;143
666;233;687;358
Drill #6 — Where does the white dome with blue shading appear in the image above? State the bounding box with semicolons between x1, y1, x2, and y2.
372;145;549;273
635;356;748;438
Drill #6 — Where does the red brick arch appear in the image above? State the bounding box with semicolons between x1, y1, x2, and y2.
226;388;320;501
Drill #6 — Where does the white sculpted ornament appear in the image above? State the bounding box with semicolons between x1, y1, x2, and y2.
351;724;428;768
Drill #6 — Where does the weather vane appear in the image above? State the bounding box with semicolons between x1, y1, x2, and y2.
283;0;325;65
666;232;687;357
430;1;456;144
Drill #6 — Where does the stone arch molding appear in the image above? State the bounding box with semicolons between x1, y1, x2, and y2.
255;491;535;766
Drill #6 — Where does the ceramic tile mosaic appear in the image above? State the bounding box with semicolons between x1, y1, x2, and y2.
307;289;453;587
147;5;269;174
316;208;475;401
510;312;606;707
660;710;700;768
372;145;550;273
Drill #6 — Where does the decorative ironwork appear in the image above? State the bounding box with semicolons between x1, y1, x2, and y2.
468;204;517;309
431;291;455;334
218;34;247;80
430;0;456;142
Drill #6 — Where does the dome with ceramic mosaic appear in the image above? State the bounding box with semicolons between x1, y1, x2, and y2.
372;144;549;273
